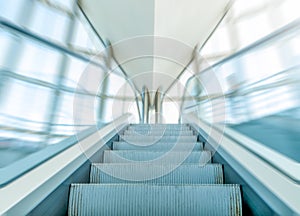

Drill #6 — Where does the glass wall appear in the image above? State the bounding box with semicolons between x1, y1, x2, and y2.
183;0;300;124
160;0;300;123
0;0;137;174
200;0;300;65
183;0;300;162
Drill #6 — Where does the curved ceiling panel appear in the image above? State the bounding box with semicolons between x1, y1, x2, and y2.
78;0;231;93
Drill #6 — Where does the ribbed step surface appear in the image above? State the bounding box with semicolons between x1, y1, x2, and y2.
103;150;211;164
69;184;242;216
112;141;203;151
119;135;197;142
124;130;194;136
90;164;223;184
127;125;191;131
127;127;191;132
129;124;189;128
68;124;242;215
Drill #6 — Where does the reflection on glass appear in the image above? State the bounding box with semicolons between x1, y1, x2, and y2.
183;15;300;161
0;0;134;170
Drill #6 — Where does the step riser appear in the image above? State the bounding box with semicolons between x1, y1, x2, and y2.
112;142;203;151
69;184;242;216
129;124;189;126
90;164;223;184
127;126;190;130
121;135;196;138
103;151;212;164
119;136;197;142
127;128;191;132
117;140;198;145
124;131;194;135
128;123;189;127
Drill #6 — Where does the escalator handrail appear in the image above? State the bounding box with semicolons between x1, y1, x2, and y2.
187;17;300;82
0;125;97;186
0;114;131;187
188;115;300;183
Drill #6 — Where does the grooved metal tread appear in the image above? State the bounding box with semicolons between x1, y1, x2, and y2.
120;134;196;138
128;124;189;128
68;124;242;215
130;124;189;126
123;130;194;135
126;128;191;132
68;184;242;216
127;125;190;128
112;141;203;151
127;126;191;130
103;150;212;164
119;135;197;142
90;163;223;184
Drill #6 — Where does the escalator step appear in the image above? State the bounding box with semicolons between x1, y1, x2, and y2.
103;150;212;164
112;141;203;151
90;163;223;184
127;125;190;131
123;130;194;136
119;135;197;142
127;124;190;128
68;184;242;216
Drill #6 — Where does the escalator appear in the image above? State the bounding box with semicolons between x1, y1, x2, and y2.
68;124;242;215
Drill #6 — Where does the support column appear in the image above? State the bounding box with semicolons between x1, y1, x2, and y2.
154;87;162;123
142;86;150;124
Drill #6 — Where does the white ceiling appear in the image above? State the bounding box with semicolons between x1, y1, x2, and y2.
78;0;231;93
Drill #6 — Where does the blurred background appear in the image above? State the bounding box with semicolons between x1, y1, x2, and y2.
0;0;299;177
